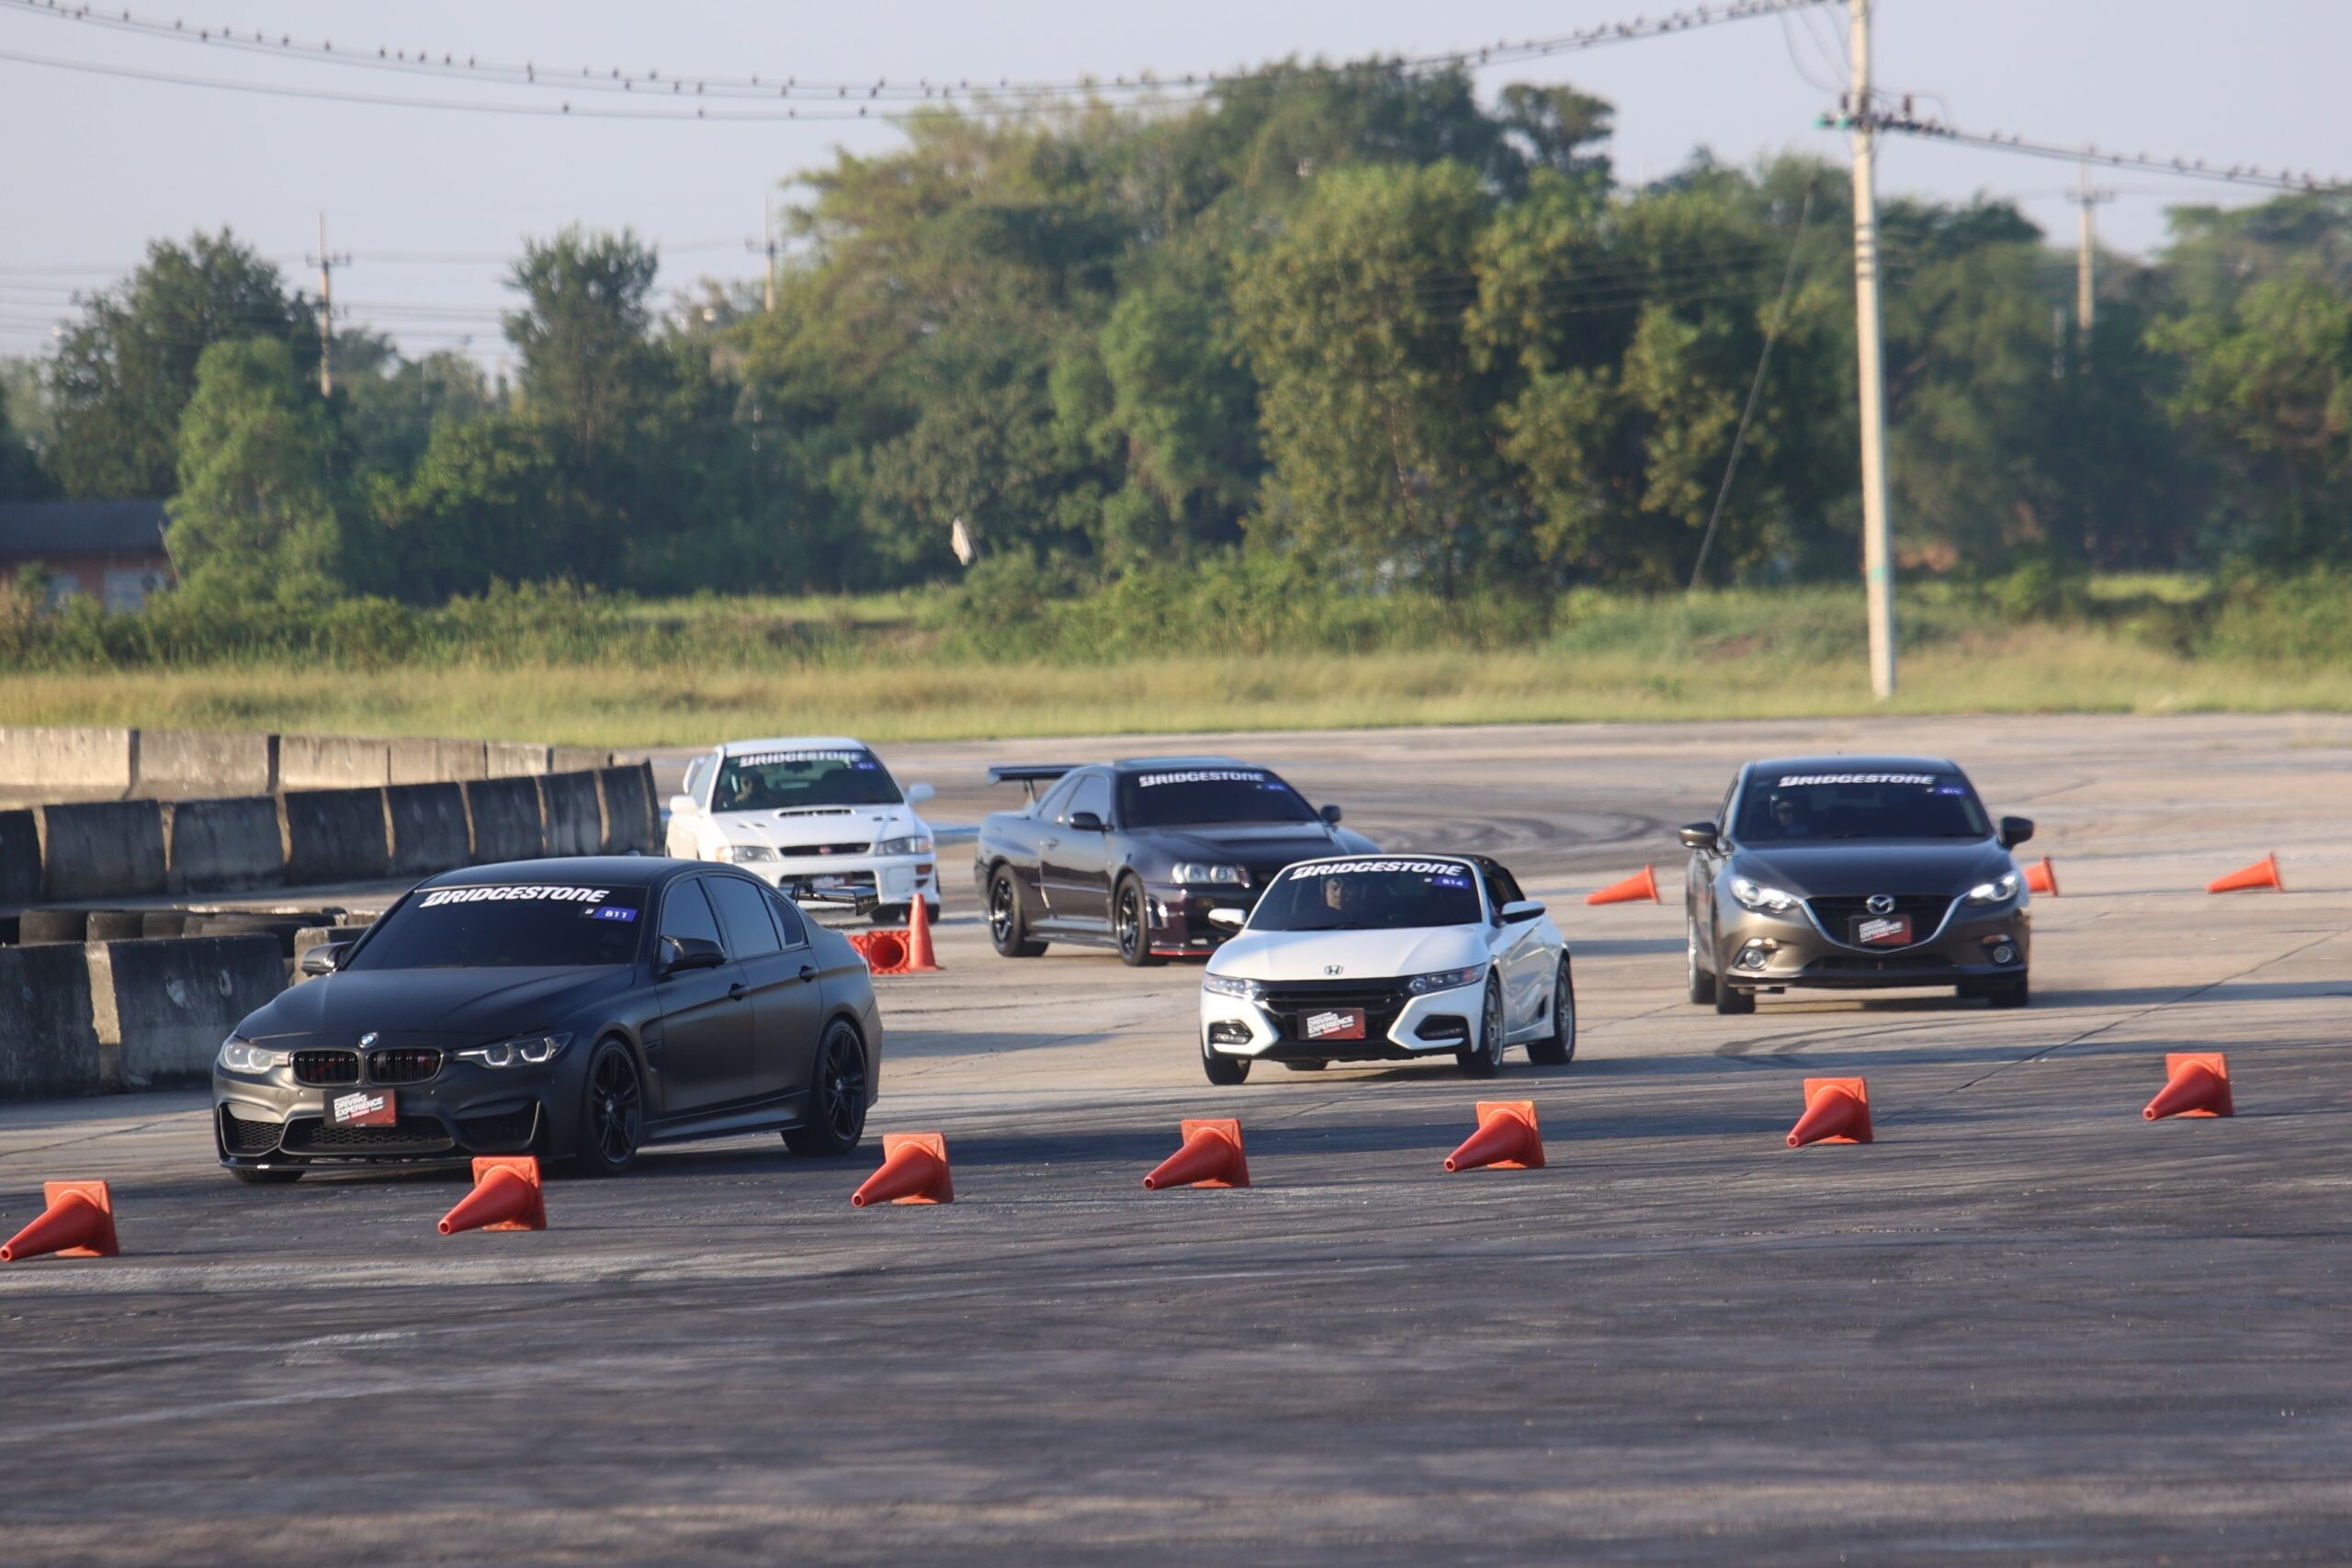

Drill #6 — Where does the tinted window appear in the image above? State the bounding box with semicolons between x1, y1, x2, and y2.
1065;774;1112;825
1733;770;1991;843
1117;767;1317;828
683;753;715;805
765;888;809;946
712;747;901;811
344;883;647;970
1251;859;1483;932
1479;861;1525;913
660;878;726;951
707;875;783;957
1034;774;1081;821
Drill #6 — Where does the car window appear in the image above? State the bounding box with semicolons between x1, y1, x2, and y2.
1481;861;1526;913
1035;774;1081;821
1733;770;1991;843
707;875;784;958
342;883;647;971
660;877;727;953
1252;859;1484;931
1116;766;1318;828
683;753;715;806
765;887;809;947
1065;773;1112;826
712;747;901;812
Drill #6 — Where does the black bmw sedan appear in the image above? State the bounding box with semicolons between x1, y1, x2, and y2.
1678;757;2034;1014
976;757;1378;966
212;858;883;1182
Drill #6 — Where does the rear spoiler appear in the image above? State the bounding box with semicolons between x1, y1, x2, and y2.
986;763;1079;803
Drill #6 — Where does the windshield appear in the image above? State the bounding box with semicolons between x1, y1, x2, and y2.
1251;859;1483;931
712;748;901;811
343;884;647;970
1733;770;1990;842
1117;767;1317;828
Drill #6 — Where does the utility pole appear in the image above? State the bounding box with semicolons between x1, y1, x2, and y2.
2071;164;2114;366
306;211;352;397
1848;0;1895;699
747;192;780;313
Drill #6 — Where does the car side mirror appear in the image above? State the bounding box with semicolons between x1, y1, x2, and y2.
1998;815;2035;850
906;783;936;806
1068;810;1105;832
1499;899;1545;925
1319;804;1343;826
668;793;697;818
659;934;727;976
1207;907;1247;931
298;941;348;976
1677;822;1719;851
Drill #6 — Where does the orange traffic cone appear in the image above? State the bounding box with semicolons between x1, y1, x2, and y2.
903;896;940;974
437;1156;546;1235
2207;854;2283;895
1;1180;118;1261
851;1133;954;1206
2143;1052;2233;1120
1787;1077;1872;1147
1143;1119;1249;1190
1586;865;1661;907
2024;857;2059;897
1444;1100;1544;1171
849;930;910;975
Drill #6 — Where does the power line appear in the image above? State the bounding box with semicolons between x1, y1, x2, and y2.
1825;104;2352;195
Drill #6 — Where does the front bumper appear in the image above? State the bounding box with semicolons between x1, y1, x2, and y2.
1714;894;2030;991
1199;978;1487;1061
1145;884;1258;959
212;1058;569;1171
741;854;938;913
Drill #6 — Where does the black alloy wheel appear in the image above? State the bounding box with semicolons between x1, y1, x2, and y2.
578;1038;644;1176
1114;878;1164;968
1456;976;1508;1078
989;867;1046;957
1527;957;1577;1066
784;1021;869;1156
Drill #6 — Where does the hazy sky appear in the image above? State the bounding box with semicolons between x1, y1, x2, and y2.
4;1;2344;370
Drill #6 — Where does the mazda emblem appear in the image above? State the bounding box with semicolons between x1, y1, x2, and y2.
1324;964;1344;976
1865;894;1896;915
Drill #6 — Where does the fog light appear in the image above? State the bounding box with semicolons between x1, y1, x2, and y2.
1206;1021;1251;1047
1736;943;1770;971
1991;942;2018;965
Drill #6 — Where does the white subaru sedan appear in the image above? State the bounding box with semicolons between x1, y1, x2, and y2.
665;738;939;923
1197;853;1574;1084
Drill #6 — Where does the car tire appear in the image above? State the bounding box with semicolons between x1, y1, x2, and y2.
1687;918;1718;1005
868;903;905;928
1986;976;2030;1009
1456;976;1507;1077
1527;957;1577;1066
1713;981;1756;1016
783;1020;869;1156
1203;1039;1250;1085
988;866;1047;958
573;1037;644;1177
229;1166;301;1185
1114;877;1165;968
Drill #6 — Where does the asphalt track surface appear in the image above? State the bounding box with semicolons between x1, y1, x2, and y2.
6;712;2352;1564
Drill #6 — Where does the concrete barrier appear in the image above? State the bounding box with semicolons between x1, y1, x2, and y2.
279;733;392;789
385;782;472;876
36;800;168;901
0;943;103;1099
537;771;604;857
486;741;552;777
138;729;279;797
597;763;659;855
0;807;38;906
0;727;136;796
281;787;390;885
464;777;546;863
390;737;488;784
166;795;287;893
553;746;611;773
87;934;284;1089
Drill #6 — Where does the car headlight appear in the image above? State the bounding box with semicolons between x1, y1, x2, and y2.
216;1036;289;1075
874;834;933;857
458;1032;573;1069
1965;873;2022;906
1172;862;1248;886
1730;876;1803;914
1203;974;1264;1001
715;843;778;863
1406;963;1487;995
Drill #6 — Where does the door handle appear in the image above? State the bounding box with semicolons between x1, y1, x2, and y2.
727;981;748;1000
797;964;817;984
1041;838;1059;850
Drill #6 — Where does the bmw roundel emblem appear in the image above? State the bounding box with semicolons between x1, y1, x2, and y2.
1865;894;1896;915
359;1032;379;1047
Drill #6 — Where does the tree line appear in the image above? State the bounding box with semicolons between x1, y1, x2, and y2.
2;62;2348;615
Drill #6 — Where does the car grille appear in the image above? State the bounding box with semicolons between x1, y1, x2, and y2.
456;1105;541;1149
779;841;871;858
1805;953;1954;974
1256;980;1410;1043
291;1049;360;1086
1804;894;1953;946
219;1105;282;1155
278;1117;454;1155
368;1047;443;1085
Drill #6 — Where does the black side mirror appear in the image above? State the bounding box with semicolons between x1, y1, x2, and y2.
1319;804;1343;827
1677;822;1719;851
298;941;349;976
1998;816;2035;850
1068;810;1105;833
660;934;727;976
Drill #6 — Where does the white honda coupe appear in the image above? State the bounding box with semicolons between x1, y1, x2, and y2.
665;738;939;923
1197;853;1574;1084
